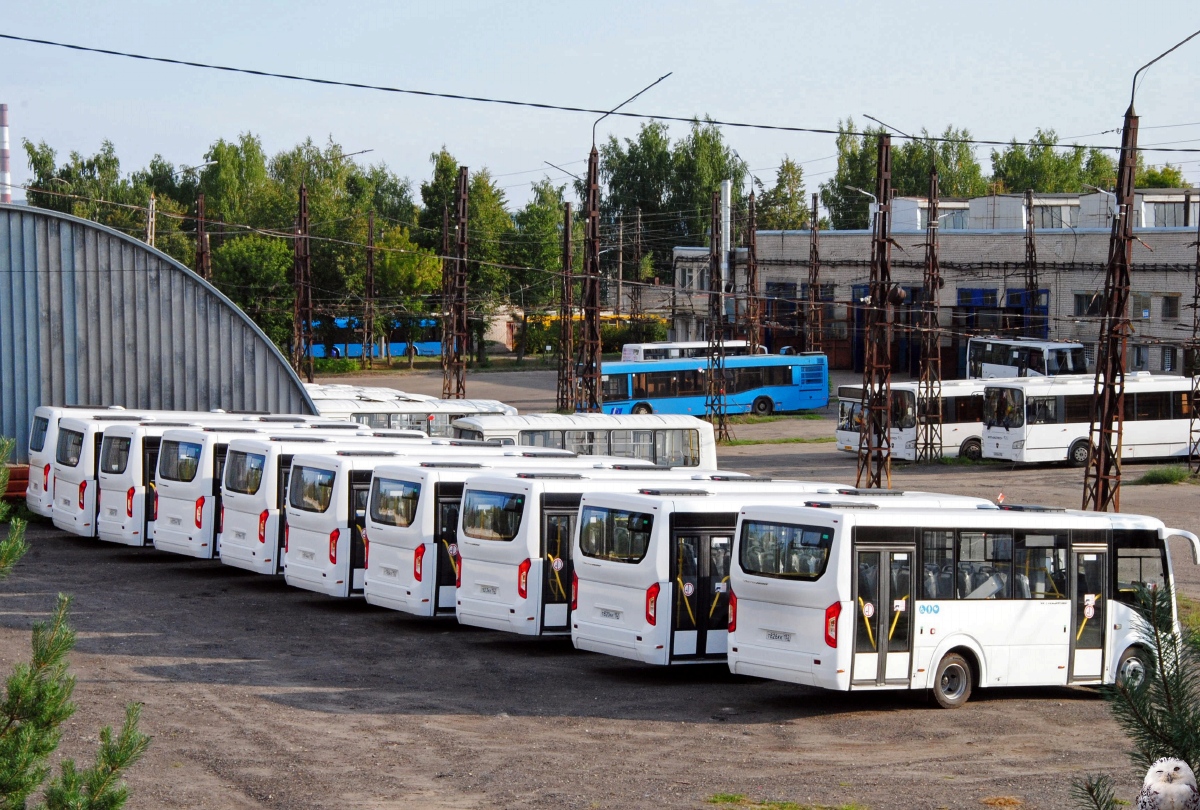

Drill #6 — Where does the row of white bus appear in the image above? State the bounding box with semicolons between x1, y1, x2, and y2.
25;404;1200;708
836;372;1198;465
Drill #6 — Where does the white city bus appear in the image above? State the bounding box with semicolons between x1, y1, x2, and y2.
27;406;138;517
313;395;516;436
727;503;1200;707
620;340;766;362
835;379;990;461
362;456;656;616
966;337;1088;379
450;413;718;469
571;487;995;666
982;373;1195;465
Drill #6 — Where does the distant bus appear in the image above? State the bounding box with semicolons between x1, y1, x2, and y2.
599;353;828;416
835;379;989;461
312;396;515;437
620;340;767;362
967;337;1088;379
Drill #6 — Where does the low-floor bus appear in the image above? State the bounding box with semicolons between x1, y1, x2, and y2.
620;340;766;362
727;503;1200;707
967;336;1088;379
27;405;137;517
312;395;516;436
835;379;990;461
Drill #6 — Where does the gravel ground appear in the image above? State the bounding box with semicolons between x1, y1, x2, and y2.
1;368;1197;809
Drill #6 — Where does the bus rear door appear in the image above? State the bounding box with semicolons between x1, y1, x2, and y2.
670;527;734;660
349;472;371;592
542;507;575;632
434;483;462;615
851;544;915;686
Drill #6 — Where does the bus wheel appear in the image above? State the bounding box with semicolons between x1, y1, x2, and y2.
1068;440;1091;467
932;653;973;709
960;438;982;461
752;397;774;416
1116;647;1150;689
632;403;652;415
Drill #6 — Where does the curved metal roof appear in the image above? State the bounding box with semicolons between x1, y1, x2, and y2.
0;203;315;462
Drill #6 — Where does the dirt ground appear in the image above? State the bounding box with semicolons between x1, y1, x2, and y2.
3;368;1199;809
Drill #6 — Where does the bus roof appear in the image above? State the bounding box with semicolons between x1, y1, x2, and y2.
983;372;1189;393
967;336;1086;349
600;353;825;374
738;503;1157;531
449;413;712;430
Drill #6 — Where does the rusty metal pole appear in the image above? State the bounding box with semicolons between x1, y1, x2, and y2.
441;204;453;394
579;147;603;413
629;207;645;342
917;168;943;463
293;184;313;383
1190;204;1200;472
706;190;732;442
364;211;375;369
616;217;623;318
745;192;760;355
856;135;893;489
1024;188;1040;337
557;202;575;412
450;166;470;399
806;191;823;354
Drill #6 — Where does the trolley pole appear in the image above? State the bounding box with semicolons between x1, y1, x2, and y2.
917;168;943;463
706;190;732;442
1024;188;1040;337
557;202;575;412
745;192;761;355
579;146;603;413
806;191;823;354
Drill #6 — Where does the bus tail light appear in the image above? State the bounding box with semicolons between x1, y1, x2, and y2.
283;524;289;554
454;550;462;589
646;582;661;626
78;481;87;510
571;571;578;610
152;489;158;521
728;590;738;633
363;531;369;569
126;487;135;518
517;558;531;599
257;510;269;544
825;601;842;648
43;464;51;490
194;496;204;529
413;543;425;581
329;529;340;565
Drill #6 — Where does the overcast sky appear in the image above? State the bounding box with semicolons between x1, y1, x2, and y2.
5;1;1200;209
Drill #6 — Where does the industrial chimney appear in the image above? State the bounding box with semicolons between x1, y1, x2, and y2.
0;104;10;204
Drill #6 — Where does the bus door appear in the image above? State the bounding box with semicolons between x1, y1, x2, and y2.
143;439;161;545
670;530;733;660
212;446;229;552
852;546;915;686
349;472;371;593
433;483;463;615
541;508;576;632
1070;546;1107;681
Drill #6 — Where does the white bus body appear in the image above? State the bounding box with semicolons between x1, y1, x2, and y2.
362;456;659;616
966;337;1088;379
727;503;1200;707
835;379;990;461
26;406;137;517
451;413;718;469
313;395;516;436
620;340;765;362
982;374;1194;464
571;487;992;666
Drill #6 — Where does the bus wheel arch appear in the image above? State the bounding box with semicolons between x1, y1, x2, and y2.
631;403;653;415
959;437;982;461
1068;439;1092;467
1116;645;1151;689
931;648;977;709
752;396;774;416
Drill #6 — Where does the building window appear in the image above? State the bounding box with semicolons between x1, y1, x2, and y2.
1163;295;1180;320
958;288;998;308
1084;344;1096;367
1074;292;1103;317
1152;202;1185;228
1033;205;1079;229
1163;346;1177;373
1130;346;1149;372
920;208;968;230
1133;293;1152;320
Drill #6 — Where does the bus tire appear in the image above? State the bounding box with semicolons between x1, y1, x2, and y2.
1068;440;1091;467
632;403;652;415
1116;646;1151;689
931;652;973;709
752;397;774;416
959;438;982;461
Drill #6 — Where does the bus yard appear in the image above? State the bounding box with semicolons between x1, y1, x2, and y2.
2;369;1198;810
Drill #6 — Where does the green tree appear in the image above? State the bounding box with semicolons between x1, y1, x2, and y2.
1137;162;1187;188
819;118;884;230
990;129;1117;193
505;179;569;358
416;148;460;252
197;133;274;228
668;118;747;245
891;126;988;198
755;157;810;230
466;169;515;363
211;235;295;349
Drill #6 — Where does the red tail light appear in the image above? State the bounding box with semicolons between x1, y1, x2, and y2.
152;488;158;521
78;480;87;510
413;543;425;581
257;510;269;543
194;496;204;529
454;550;462;588
728;589;738;633
126;487;135;518
217;505;225;534
363;531;369;569
329;528;340;565
646;582;661;626
284;523;289;553
571;571;578;611
43;464;50;490
517;558;531;599
825;601;842;648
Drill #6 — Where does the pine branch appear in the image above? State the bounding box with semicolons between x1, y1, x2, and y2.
39;703;151;810
0;517;29;581
1070;773;1119;810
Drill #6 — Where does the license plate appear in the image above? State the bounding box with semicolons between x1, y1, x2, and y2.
479;584;498;595
381;566;398;578
600;608;622;620
233;531;246;540
107;508;118;517
300;550;315;561
168;517;182;526
766;631;793;643
61;498;71;506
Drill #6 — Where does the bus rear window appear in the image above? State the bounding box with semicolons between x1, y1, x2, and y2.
159;441;203;482
461;490;525;541
289;465;336;513
739;521;834;580
100;436;131;475
454;428;485;441
579;507;653;563
225;451;267;495
370;478;421;527
56;429;85;467
29;417;49;452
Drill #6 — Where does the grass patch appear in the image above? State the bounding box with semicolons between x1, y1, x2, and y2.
1179;595;1200;635
1131;465;1193;485
723;436;837;447
727;412;826;425
706;795;867;810
934;455;986;466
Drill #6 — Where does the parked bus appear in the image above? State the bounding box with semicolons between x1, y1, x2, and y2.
727;503;1200;707
982;373;1195;465
571;488;995;665
835;379;990;461
620;340;766;362
27;405;137;518
51;414;157;537
966;337;1088;379
312;393;516;436
451;413;718;469
597;353;828;416
362;456;657;615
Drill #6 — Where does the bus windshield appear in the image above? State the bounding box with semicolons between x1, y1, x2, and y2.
984;388;1024;429
29;417;49;452
159;441;203;482
100;436;131;475
370;478;421;527
225;451;266;495
578;507;653;563
740;521;834;580
1047;348;1087;374
56;429;85;467
289;466;336;513
461;490;525;541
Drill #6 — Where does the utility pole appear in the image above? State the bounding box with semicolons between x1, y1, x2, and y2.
629;207;645;342
706;190;732;442
579;147;603;413
917;168;943;463
556;202;575;412
616;217;624;317
806;192;823;354
364;211;375;369
447;167;470;399
1024;188;1040;337
145;194;156;247
856;135;894;489
1190;204;1200;472
195;193;211;281
440;204;452;392
745;192;761;355
292;184;313;382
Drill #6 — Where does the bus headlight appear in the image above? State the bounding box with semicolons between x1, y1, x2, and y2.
1012;440;1025;449
905;440;916;449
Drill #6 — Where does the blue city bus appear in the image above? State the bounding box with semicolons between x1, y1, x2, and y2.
597;353;828;416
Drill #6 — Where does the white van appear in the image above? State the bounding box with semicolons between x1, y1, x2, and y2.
27;406;135;517
571;488;996;666
51;414;156;537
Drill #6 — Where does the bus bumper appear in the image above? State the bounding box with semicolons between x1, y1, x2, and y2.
572;621;668;666
153;527;215;559
728;643;845;690
457;596;538;635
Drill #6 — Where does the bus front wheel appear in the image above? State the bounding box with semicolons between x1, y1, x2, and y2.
1116;646;1150;689
1068;440;1091;467
752;397;774;416
960;438;982;461
931;652;973;709
632;403;652;415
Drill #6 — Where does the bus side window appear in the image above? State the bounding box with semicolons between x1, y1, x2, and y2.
654;430;700;467
958;531;1013;599
610;429;654;462
632;374;648;399
519;430;564;449
1027;396;1058;425
1063;395;1092;423
1027;350;1046;375
1014;532;1067;599
1113;529;1166;606
921;531;954;600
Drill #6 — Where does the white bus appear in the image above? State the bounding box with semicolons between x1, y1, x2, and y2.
727;503;1200;707
966;337;1088;379
312;394;516;436
571;487;995;665
450;413;718;469
835;379;989;461
27;406;139;517
620;340;766;362
982;373;1195;465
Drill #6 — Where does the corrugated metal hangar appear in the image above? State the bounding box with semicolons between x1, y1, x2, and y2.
0;203;315;462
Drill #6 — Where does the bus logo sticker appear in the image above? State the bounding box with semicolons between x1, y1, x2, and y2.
862;602;875;618
919;604;940;615
552;558;564;572
682;582;695;597
893;599;906;612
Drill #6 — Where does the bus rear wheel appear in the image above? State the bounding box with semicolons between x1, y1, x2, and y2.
1068;440;1091;467
631;403;652;415
960;438;982;461
752;397;774;416
931;652;973;709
